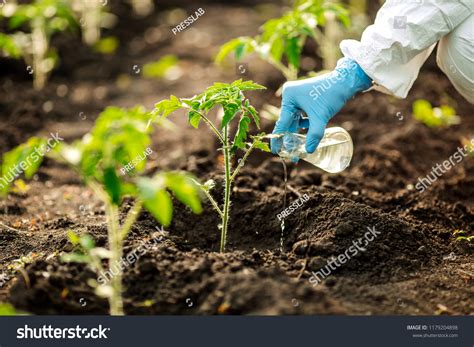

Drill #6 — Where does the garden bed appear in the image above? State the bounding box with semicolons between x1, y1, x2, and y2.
0;1;472;315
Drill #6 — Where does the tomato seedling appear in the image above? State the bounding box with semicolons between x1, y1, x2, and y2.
51;106;202;315
453;229;473;243
71;0;107;46
216;0;350;81
154;80;270;252
0;137;49;232
0;137;48;196
0;0;77;90
0;108;201;315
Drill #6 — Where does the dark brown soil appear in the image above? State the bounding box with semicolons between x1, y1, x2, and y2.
1;1;473;315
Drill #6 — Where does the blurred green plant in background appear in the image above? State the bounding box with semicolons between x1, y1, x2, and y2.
143;55;179;79
0;0;116;89
216;0;351;81
55;106;202;315
412;99;460;128
0;0;77;89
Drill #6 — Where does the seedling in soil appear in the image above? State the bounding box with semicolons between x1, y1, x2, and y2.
154;80;270;252
51;106;202;315
0;137;50;232
0;137;48;197
453;229;473;243
216;0;350;81
143;55;179;80
412;99;460;128
71;0;107;46
0;0;77;90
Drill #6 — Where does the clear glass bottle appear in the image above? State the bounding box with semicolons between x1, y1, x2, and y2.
275;127;353;173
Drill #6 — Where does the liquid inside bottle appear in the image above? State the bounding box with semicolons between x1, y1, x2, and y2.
275;127;353;173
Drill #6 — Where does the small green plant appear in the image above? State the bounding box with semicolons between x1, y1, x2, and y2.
0;137;50;233
53;106;202;315
71;0;105;46
0;137;48;197
453;229;473;243
154;80;270;252
143;55;179;80
0;111;201;316
216;0;349;81
0;0;77;90
412;99;460;128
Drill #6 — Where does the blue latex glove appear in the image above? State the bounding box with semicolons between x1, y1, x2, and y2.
271;57;372;154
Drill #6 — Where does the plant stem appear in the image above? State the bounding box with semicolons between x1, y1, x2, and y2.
220;125;232;253
120;200;143;240
106;203;124;316
189;109;225;144
31;17;48;90
200;188;224;218
81;0;101;45
230;139;258;182
268;57;297;81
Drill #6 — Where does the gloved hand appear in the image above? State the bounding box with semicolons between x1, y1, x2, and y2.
271;57;372;155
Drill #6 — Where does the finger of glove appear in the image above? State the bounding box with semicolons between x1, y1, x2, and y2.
271;104;299;154
306;115;327;154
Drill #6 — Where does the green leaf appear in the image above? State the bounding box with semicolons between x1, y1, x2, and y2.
103;167;121;205
0;137;47;195
413;99;432;118
137;177;173;226
9;14;30;30
246;104;260;129
232;80;266;91
154;97;183;119
235;42;246;60
79;234;95;250
215;37;251;64
188;110;201;128
285;36;301;71
67;230;80;246
165;172;202;214
439;105;455;116
254;139;271;152
0;33;21;59
61;253;90;264
221;102;240;128
412;99;459;128
232;116;251;153
270;38;284;65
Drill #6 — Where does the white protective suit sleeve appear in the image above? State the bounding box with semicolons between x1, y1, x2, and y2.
340;0;473;98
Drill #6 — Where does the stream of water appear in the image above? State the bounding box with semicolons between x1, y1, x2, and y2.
280;158;287;253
